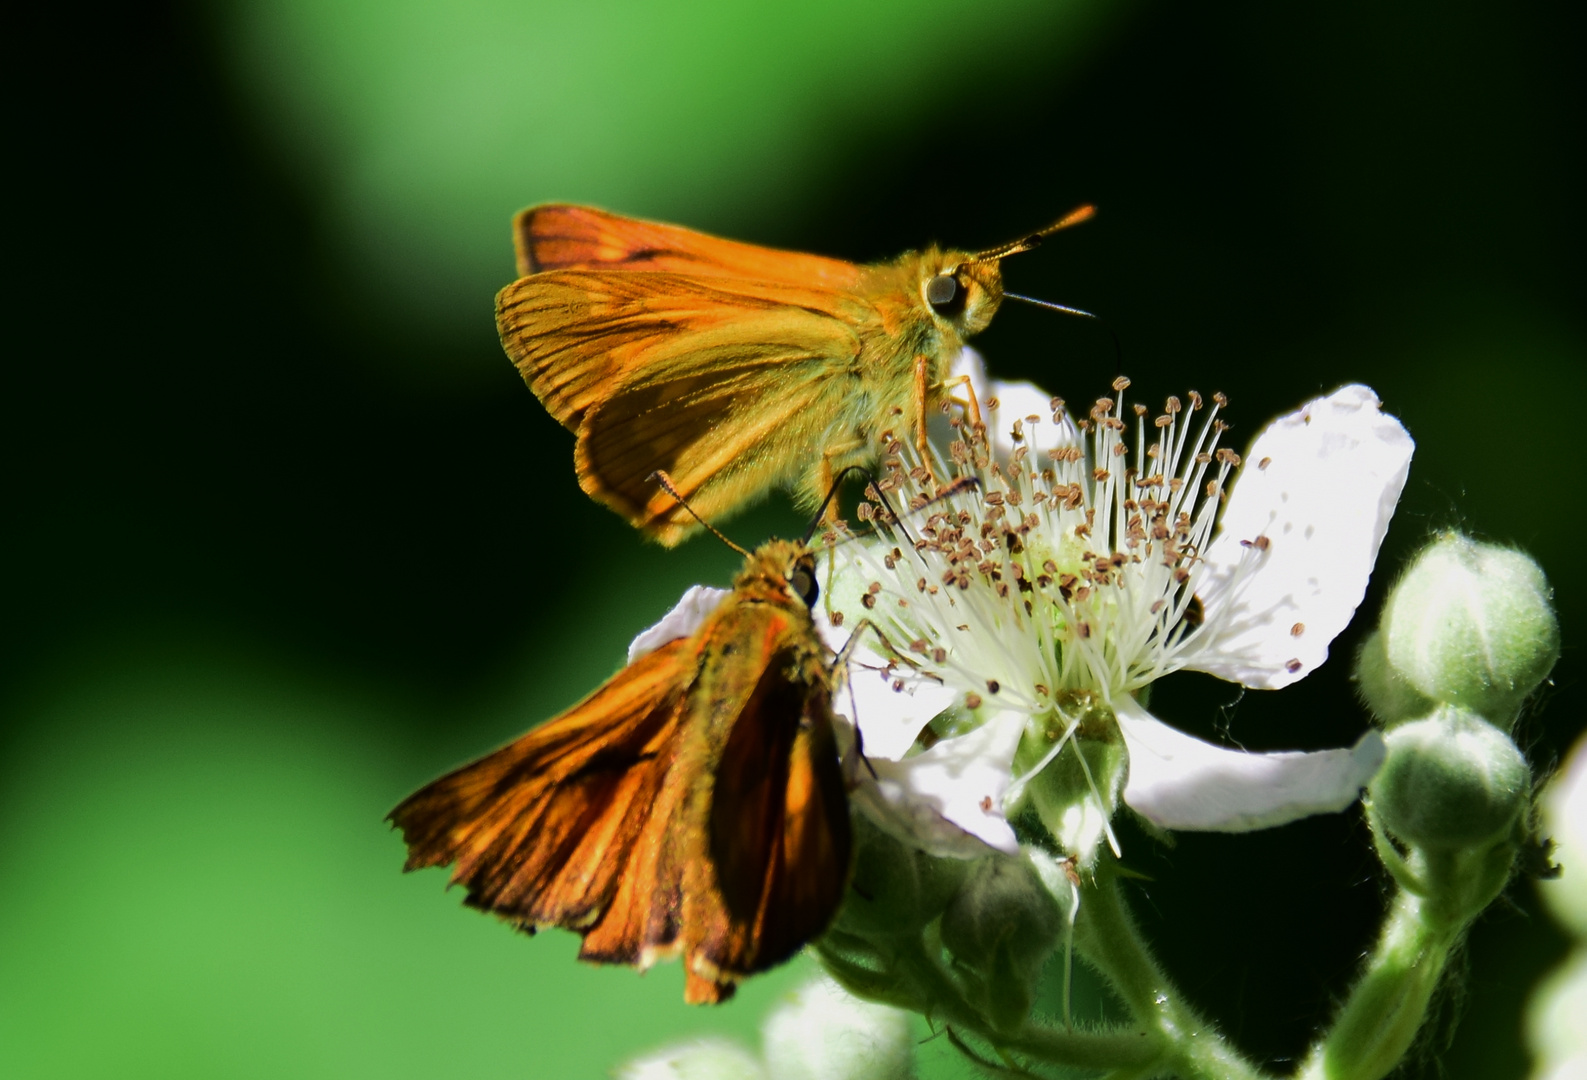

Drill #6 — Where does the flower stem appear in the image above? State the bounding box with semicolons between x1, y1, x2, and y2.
1295;888;1459;1080
1075;863;1271;1080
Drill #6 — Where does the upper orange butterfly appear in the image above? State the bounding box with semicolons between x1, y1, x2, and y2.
496;203;1093;544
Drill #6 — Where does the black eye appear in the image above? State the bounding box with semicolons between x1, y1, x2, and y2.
926;273;960;311
789;567;819;607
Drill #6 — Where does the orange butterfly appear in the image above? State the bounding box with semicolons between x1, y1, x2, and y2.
496;203;1093;545
388;539;849;1003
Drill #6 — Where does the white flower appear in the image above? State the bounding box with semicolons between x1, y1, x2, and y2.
820;363;1412;858
615;976;913;1080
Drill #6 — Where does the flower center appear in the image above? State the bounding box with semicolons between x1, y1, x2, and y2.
825;377;1243;712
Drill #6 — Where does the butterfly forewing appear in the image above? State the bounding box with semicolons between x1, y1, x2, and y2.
390;640;692;939
515;204;864;288
703;651;849;978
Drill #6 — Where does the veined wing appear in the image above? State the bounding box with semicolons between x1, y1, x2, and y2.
700;654;849;986
496;269;868;429
388;639;697;959
514;204;864;290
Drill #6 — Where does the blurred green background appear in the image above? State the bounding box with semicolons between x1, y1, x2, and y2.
7;1;1584;1076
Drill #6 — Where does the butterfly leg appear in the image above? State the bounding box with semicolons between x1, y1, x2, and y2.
830;617;939;683
911;356;934;470
815;438;870;524
936;373;984;431
829;617;940;783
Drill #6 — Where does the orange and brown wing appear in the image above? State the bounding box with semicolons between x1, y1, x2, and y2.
682;648;851;1000
388;639;697;963
497;271;870;542
497;270;866;429
514;204;864;290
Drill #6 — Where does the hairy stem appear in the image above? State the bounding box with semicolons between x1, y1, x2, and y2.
1075;864;1271;1080
1295;888;1460;1080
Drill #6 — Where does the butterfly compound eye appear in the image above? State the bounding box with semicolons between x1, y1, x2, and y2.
926;273;960;311
789;566;819;607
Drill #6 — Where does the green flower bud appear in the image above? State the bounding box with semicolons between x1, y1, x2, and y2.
1354;629;1435;726
761;977;914;1080
1371;706;1530;852
831;810;969;940
1382;533;1559;724
940;850;1064;1031
618;1039;765;1080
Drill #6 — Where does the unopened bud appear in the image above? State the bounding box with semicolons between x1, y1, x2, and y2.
1382;533;1559;724
1371;706;1530;852
940;850;1064;1030
1354;629;1435;726
831;811;969;939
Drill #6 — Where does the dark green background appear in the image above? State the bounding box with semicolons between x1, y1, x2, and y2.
7;2;1583;1076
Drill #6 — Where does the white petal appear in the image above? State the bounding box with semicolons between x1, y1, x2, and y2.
627;585;730;663
1115;696;1386;832
811;603;960;761
1191;384;1414;689
851;710;1025;857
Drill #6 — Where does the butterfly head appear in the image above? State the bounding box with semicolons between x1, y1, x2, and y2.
921;257;1004;339
736;540;820;610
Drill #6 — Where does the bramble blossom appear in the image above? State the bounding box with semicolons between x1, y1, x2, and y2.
821;357;1413;861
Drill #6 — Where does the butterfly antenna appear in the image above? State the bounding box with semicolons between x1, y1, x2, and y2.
965;204;1097;264
805;465;915;547
1002;293;1125;371
918;475;981;511
649;471;751;556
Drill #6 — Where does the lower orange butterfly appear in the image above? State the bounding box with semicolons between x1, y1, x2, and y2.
389;539;850;1003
